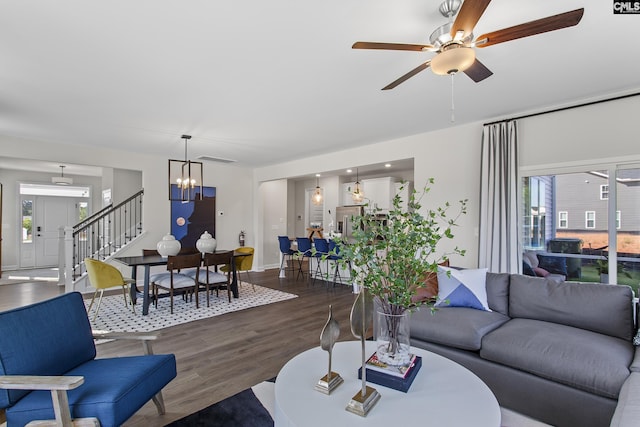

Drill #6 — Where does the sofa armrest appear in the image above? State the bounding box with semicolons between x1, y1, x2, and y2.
92;329;159;355
610;372;640;427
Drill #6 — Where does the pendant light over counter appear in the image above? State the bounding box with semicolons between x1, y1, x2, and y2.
168;134;203;202
352;168;364;203
312;174;323;205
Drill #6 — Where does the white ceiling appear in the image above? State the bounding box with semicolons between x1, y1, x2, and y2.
1;0;639;169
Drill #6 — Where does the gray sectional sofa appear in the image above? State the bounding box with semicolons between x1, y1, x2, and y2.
409;273;639;427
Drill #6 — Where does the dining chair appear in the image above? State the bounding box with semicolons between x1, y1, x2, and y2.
278;236;298;276
296;237;313;280
186;251;234;304
221;247;255;291
151;253;201;314
312;238;330;285
84;258;135;320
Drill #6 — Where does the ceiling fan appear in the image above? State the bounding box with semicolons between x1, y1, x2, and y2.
353;0;584;90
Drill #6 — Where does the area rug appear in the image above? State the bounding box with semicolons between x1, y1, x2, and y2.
165;380;275;427
86;281;297;334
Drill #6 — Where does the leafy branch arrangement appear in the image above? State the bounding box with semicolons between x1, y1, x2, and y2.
335;178;468;316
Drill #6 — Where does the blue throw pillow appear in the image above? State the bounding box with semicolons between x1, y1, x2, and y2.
436;266;490;311
537;255;568;276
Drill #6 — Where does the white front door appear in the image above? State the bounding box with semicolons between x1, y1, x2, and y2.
20;195;80;268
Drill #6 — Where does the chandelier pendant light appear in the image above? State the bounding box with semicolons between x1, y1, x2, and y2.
52;165;73;185
312;175;323;205
352;168;364;203
168;134;203;202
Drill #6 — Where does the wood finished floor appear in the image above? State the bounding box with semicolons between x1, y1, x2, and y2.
0;264;357;426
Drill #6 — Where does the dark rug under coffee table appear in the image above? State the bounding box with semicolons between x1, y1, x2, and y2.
165;384;274;427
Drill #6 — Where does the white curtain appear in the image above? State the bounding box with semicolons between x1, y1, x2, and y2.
478;121;519;273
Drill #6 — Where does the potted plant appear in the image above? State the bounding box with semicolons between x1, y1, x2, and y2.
335;179;467;366
595;256;631;283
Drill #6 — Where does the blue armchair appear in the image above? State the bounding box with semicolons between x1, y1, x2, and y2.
0;292;177;426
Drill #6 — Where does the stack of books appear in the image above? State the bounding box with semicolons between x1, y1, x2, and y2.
357;352;422;393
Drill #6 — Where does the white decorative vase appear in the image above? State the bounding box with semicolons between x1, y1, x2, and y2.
157;234;181;257
196;231;217;254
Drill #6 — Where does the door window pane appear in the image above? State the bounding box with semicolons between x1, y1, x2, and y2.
22;199;33;243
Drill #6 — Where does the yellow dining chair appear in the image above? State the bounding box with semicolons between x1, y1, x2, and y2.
84;258;136;320
222;247;255;291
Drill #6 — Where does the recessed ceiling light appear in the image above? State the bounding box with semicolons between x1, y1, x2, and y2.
346;169;352;173
385;163;391;168
315;173;321;177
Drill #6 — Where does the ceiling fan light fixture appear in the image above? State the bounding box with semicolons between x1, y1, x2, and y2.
430;44;476;75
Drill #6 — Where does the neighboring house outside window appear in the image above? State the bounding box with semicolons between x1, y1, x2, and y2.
585;211;596;229
617;210;621;230
558;211;568;229
600;184;609;200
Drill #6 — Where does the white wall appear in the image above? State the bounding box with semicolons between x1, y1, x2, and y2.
0;167;102;269
2;94;639;274
255;121;484;269
0;135;254;272
254;95;640;271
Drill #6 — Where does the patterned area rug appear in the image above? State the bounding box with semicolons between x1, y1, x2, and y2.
86;281;297;333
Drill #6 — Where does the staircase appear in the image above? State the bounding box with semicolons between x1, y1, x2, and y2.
59;190;144;289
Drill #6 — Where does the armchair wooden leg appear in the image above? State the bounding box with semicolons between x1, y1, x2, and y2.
152;391;166;415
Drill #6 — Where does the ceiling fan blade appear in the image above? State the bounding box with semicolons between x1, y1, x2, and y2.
382;62;431;90
464;58;493;82
352;41;433;52
450;0;492;39
475;8;584;48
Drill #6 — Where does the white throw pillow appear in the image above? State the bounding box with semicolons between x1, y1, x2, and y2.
436;266;491;311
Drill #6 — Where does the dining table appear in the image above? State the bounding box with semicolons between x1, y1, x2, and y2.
115;250;248;315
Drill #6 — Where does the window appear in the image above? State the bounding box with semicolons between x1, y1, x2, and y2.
558;211;568;229
522;177;547;249
585;211;596;229
522;167;640;288
22;199;33;243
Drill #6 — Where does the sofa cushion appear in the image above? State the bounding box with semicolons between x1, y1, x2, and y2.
436;266;490;311
410;306;509;351
6;354;177;427
480;318;633;399
485;272;509;316
509;274;635;341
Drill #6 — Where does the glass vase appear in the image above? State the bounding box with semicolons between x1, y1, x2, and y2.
375;310;411;367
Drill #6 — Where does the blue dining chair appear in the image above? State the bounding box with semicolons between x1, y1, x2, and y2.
313;238;330;285
295;237;313;280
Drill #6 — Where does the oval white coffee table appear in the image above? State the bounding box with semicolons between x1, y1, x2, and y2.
274;341;500;427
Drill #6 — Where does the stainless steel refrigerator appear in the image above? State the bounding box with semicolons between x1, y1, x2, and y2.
335;205;364;243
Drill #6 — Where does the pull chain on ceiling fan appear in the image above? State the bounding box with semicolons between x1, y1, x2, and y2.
352;0;584;90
